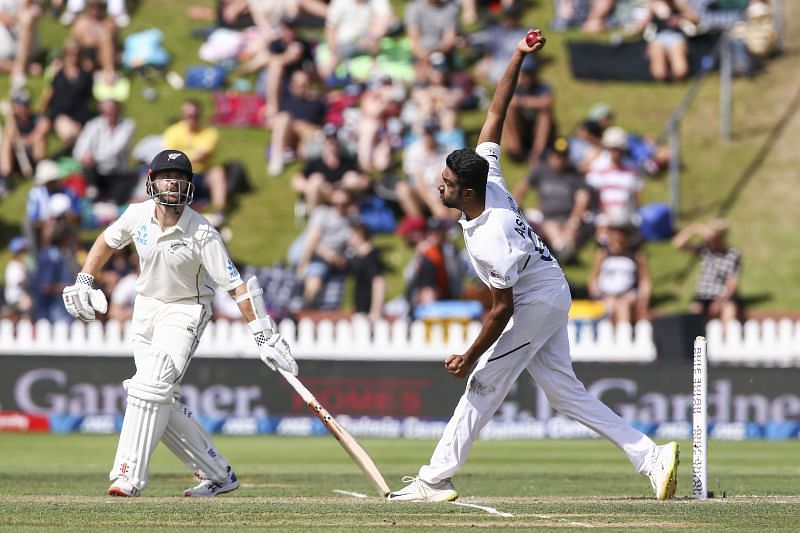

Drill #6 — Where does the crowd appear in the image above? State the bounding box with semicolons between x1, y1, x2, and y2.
0;0;766;331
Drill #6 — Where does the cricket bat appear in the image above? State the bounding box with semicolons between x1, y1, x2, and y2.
278;368;391;498
244;275;390;498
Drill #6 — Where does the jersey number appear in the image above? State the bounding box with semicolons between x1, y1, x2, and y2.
515;218;554;262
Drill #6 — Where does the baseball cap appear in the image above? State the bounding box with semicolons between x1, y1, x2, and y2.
587;102;614;122
48;193;73;218
11;87;31;105
322;122;338;138
601;126;629;150
35;159;62;185
396;215;427;237
149;149;193;178
422;115;440;134
8;236;27;254
429;52;448;71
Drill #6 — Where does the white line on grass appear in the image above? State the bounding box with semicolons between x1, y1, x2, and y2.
333;489;369;499
451;501;514;518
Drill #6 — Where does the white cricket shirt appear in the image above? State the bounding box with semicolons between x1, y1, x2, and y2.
103;200;242;304
458;142;569;309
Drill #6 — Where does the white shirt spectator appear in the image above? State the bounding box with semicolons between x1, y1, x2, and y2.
4;257;26;305
110;271;138;308
403;137;452;187
73;114;135;174
326;0;392;46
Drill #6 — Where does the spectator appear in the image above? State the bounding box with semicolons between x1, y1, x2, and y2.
346;221;386;322
57;0;129;27
460;0;517;25
291;124;369;214
268;69;326;176
0;0;41;88
584;102;670;175
473;4;525;85
356;74;401;173
640;0;699;81
31;204;79;322
2;236;32;321
262;16;316;119
671;219;741;326
396;116;457;220
588;217;651;324
107;259;138;323
320;0;394;79
70;0;117;77
73;98;136;204
162;99;228;227
514;137;591;263
398;215;451;312
582;0;616;33
217;0;254;29
0;87;47;192
503;55;554;163
405;0;459;81
585;126;642;231
567;119;604;173
407;52;466;141
25;159;79;249
289;187;354;306
39;39;95;150
730;0;778;75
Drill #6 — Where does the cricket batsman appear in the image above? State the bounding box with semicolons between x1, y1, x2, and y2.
62;149;298;497
387;30;680;502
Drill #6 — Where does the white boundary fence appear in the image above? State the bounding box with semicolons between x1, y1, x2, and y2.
1;317;798;365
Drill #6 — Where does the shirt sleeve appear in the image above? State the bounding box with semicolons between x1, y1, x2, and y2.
72;118;95;160
198;225;242;292
103;204;139;249
475;141;508;189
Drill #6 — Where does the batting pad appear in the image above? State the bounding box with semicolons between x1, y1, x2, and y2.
109;349;176;491
109;394;171;490
161;400;230;483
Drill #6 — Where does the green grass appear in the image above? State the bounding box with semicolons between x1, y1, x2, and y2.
0;434;799;530
1;0;799;312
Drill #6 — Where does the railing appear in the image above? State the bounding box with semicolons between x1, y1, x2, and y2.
1;317;798;365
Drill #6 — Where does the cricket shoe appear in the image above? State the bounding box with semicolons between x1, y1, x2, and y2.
387;476;458;502
648;442;679;500
108;477;140;497
184;466;239;497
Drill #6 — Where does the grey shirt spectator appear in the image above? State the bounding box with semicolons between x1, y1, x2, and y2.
405;0;459;57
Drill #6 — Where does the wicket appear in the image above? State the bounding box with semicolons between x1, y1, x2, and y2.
692;336;708;500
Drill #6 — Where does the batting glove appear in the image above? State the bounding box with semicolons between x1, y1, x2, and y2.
62;273;108;322
249;316;298;375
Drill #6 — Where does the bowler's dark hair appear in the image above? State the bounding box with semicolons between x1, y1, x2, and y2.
446;149;489;199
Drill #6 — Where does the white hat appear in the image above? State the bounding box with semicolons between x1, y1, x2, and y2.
601;126;629;150
35;160;63;185
48;193;72;218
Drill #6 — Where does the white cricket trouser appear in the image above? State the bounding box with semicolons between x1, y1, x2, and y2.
131;296;212;381
418;290;656;484
110;296;225;489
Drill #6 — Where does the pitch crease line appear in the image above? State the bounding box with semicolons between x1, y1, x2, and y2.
451;501;514;517
333;489;369;499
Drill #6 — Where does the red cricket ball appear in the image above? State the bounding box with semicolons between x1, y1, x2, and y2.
526;29;542;47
